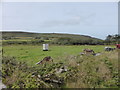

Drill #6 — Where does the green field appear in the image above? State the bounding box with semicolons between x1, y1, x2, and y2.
1;29;119;88
2;45;119;88
3;45;114;66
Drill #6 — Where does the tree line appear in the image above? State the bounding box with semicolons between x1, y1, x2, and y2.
104;34;120;45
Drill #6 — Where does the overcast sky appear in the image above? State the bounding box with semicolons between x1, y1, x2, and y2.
2;2;118;39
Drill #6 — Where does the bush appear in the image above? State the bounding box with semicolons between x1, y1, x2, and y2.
51;37;104;45
2;56;65;88
2;40;45;45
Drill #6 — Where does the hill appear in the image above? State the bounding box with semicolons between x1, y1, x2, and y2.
1;31;104;45
2;31;101;40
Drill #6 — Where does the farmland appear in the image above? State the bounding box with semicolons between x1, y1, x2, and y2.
1;31;119;88
3;45;108;66
2;31;104;45
2;45;119;88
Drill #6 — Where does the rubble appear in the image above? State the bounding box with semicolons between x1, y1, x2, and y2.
56;66;68;74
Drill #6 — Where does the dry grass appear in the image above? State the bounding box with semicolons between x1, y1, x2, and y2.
65;50;118;88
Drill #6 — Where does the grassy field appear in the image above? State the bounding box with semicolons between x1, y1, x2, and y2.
2;45;119;88
1;32;119;88
3;45;115;66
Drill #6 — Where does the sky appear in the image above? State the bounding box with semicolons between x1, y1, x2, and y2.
1;2;118;40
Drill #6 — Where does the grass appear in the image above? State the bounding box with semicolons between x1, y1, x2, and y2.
2;45;119;88
3;45;113;66
64;50;118;88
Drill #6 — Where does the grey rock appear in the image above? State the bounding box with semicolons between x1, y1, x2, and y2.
0;81;6;89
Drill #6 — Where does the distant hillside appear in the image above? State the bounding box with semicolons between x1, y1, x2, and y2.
1;31;104;45
2;31;38;37
2;31;101;40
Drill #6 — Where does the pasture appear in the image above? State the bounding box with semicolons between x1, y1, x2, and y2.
2;45;119;88
2;45;113;66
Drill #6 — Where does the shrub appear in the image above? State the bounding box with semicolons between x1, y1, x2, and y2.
2;56;65;88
